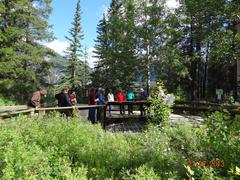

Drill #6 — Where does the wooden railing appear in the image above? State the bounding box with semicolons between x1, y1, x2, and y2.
0;105;106;127
173;101;240;114
1;101;239;128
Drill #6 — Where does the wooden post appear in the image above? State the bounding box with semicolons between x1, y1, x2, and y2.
38;109;45;117
99;106;106;130
30;109;35;117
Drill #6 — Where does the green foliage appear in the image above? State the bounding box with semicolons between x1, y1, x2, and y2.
0;0;54;100
0;96;23;106
64;0;91;90
93;0;138;89
0;111;239;179
147;81;174;125
204;112;240;172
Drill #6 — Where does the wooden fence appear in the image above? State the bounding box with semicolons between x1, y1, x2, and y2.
1;101;240;129
0;105;106;127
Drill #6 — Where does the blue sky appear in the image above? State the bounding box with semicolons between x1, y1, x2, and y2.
45;0;111;66
49;0;110;46
45;0;178;67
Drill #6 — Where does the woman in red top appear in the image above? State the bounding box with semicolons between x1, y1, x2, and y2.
69;91;77;105
117;90;126;114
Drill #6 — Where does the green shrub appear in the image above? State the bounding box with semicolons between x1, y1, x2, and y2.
147;81;175;125
0;96;23;106
0;111;239;179
203;112;240;176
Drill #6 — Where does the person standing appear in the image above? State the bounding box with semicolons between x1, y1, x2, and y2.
107;89;114;116
69;91;77;105
96;88;106;120
28;89;47;109
55;86;73;117
117;89;126;115
88;88;97;124
126;89;135;115
139;88;148;116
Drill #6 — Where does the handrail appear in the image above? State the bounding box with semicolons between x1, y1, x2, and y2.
36;105;103;111
107;101;150;105
0;105;28;112
0;109;35;118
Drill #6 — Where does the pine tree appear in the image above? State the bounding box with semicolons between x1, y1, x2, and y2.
0;0;54;99
135;0;168;93
64;0;84;90
92;14;110;87
93;0;137;89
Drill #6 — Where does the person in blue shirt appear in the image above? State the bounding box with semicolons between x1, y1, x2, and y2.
126;89;135;115
96;88;106;105
96;88;106;121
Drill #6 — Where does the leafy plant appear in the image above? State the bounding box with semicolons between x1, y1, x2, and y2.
147;81;175;125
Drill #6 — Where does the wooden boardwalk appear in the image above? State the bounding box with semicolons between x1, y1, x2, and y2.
0;102;204;133
103;110;204;133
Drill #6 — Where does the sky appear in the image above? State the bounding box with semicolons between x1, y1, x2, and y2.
45;0;178;67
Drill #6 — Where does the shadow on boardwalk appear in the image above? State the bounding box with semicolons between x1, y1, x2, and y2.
102;111;204;133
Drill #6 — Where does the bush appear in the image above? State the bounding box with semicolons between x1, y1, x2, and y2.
147;81;175;125
0;111;239;179
0;96;23;106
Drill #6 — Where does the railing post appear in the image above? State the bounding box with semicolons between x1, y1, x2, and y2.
30;108;35;117
99;106;106;129
38;109;45;117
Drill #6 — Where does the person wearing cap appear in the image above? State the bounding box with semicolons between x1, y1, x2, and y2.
28;89;47;109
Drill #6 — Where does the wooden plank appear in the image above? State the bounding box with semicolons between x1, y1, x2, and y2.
0;105;28;112
36;105;103;111
0;109;34;118
99;106;106;129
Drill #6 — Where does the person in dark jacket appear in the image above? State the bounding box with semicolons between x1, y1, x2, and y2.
139;88;148;116
88;88;97;124
55;86;73;117
28;89;47;109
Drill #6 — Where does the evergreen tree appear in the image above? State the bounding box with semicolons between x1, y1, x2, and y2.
93;0;137;89
135;0;168;93
0;0;54;99
92;14;110;87
64;0;84;90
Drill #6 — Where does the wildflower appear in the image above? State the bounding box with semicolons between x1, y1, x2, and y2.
91;167;97;173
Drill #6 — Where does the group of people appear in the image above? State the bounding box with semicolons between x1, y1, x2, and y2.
28;86;77;117
28;86;148;123
88;87;148;124
54;86;77;117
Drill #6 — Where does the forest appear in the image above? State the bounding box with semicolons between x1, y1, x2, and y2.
0;0;240;179
1;0;240;102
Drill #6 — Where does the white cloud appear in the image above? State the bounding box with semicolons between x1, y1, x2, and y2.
166;0;179;9
44;40;69;56
86;47;99;68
